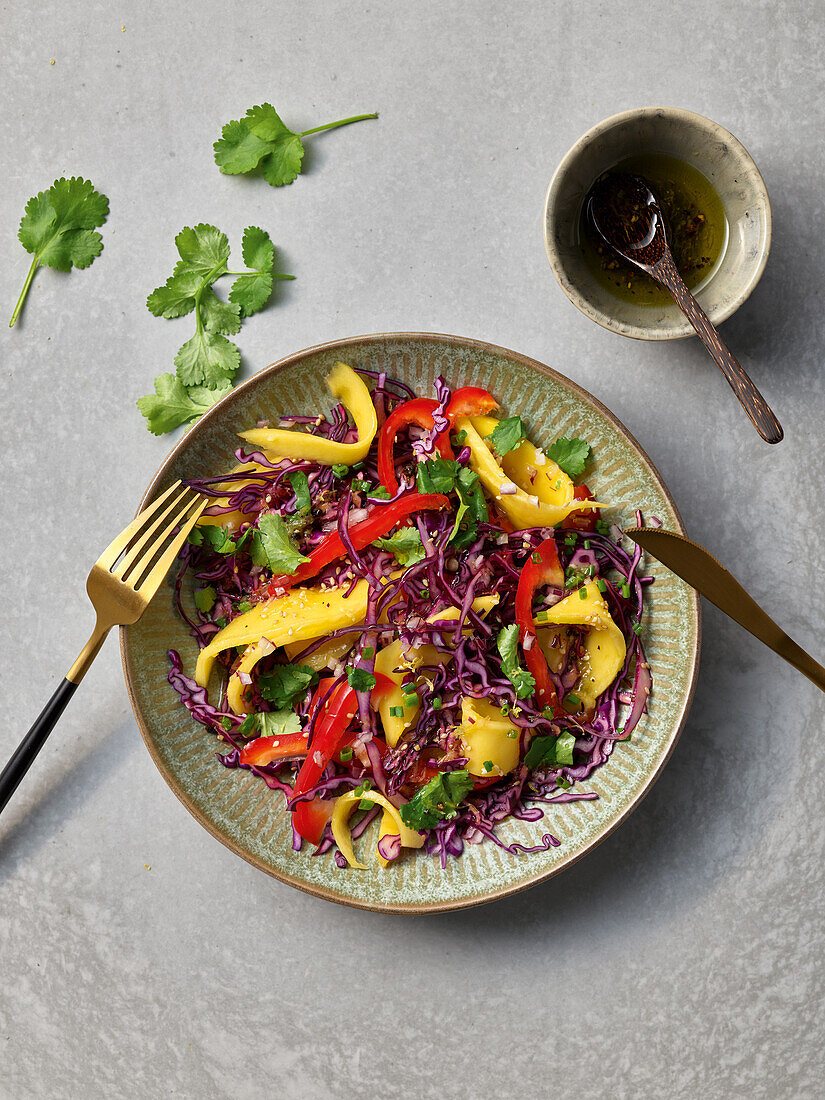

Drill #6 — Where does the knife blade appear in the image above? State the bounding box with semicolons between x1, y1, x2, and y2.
626;527;825;693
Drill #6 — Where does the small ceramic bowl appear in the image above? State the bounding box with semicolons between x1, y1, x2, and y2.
544;107;772;340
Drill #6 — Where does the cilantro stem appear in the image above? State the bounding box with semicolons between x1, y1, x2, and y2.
9;255;39;328
224;270;296;280
299;112;378;137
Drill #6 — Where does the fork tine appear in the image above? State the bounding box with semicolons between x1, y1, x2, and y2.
113;486;199;581
96;480;184;571
132;496;209;600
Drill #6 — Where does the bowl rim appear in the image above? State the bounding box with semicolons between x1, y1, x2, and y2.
544;105;773;340
120;331;702;914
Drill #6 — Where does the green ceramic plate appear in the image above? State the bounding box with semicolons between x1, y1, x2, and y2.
121;333;700;913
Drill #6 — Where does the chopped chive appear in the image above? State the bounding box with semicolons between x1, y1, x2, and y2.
339;746;353;761
563;693;581;712
358;798;375;811
220;717;233;731
507;730;518;739
632;621;643;635
362;778;373;791
621;582;631;598
578;587;587;600
432;696;442;710
483;760;494;773
361;645;375;659
557;776;572;790
596;578;607;593
542;705;554;719
500;703;510;716
535;610;548;622
452;430;467;446
389;705;404;717
583;540;591;549
352;462;365;471
353;784;365;796
420;588;429;598
531;552;541;564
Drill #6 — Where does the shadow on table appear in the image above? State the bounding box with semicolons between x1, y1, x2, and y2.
0;695;134;872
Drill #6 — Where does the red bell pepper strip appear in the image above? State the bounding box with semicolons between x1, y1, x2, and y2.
292;672;396;844
267;492;450;594
445;386;499;422
515;537;564;711
377;398;455;494
240;729;310;767
560;484;601;532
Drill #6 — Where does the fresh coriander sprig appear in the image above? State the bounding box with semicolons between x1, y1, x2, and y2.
138;223;294;434
10;177;109;328
214;104;378;186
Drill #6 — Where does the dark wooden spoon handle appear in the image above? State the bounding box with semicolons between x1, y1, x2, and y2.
651;252;783;444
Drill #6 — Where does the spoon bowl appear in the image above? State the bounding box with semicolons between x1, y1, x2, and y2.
585;171;782;445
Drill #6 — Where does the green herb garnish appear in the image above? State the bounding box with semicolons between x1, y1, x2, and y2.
194;585;217;613
524;732;576;769
250;513;309;574
347;667;377;692
496;624;536;700
258;663;318;710
546;437;592;478
214;104;378;187
487;416;527;457
399;770;474;831
372;527;426;567
139;224;293;433
10;177;109;328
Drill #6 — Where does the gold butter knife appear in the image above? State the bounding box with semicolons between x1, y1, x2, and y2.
626;527;825;693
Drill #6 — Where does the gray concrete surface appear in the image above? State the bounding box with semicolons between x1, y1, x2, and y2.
2;2;823;1097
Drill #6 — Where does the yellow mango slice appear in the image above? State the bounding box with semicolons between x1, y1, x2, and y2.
376;808;426;868
456;417;600;529
331;789;410;869
195;580;371;688
239;362;377;465
534;582;627;710
458;696;520;777
283;633;355;672
374;595;500;747
471;415;574;508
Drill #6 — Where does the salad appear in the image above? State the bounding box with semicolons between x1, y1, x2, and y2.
168;363;653;869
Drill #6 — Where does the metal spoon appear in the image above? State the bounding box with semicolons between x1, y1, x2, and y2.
586;173;783;444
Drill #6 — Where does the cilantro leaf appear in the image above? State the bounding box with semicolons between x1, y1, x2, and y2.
258;710;304;738
188;523;238;554
287;471;312;515
416;457;460;494
487;416;527;457
372;527;426;567
399;770;474;832
497;624;536;700
198;288;242;335
174;329;241;388
258;664;318;710
194;585;217;613
524;732;576;770
241;225;275;271
546;437;592;479
347;668;377;692
136;374;232;435
213;103;378;188
213;119;273;174
143;224;293;432
250;513;309;574
10;177;109;327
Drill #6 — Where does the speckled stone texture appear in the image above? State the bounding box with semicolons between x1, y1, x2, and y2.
1;2;823;1097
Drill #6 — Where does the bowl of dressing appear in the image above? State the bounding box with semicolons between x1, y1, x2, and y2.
544;107;772;340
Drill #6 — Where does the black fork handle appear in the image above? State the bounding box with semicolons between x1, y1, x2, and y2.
0;679;79;816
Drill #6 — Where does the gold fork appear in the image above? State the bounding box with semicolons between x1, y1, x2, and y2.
0;481;207;815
